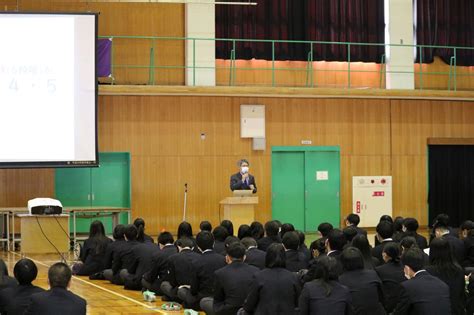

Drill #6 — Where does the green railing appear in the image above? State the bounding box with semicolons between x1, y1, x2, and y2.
99;36;474;91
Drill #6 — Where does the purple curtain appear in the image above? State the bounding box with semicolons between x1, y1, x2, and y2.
416;0;474;66
97;38;112;77
216;0;385;62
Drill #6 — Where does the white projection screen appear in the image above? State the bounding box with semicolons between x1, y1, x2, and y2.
0;13;98;168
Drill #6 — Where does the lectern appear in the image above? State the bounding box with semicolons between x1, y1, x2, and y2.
219;196;258;229
19;214;69;254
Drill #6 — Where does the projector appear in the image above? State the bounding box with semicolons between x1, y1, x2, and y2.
28;198;63;215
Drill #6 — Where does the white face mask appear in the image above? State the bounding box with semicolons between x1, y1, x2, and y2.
241;166;249;174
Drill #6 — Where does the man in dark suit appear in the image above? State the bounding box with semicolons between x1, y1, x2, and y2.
104;224;140;285
325;229;346;275
241;237;265;269
372;220;394;263
24;263;86;315
201;242;259;315
434;220;466;264
282;231;308;272
177;231;226;310
160;237;201;302
393;248;450;315
0;258;44;315
257;221;281;251
230;159;257;193
345;213;367;236
213;226;229;255
401;218;428;249
103;224;126;270
141;231;177;293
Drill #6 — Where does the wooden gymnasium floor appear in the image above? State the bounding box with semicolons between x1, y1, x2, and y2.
0;251;191;315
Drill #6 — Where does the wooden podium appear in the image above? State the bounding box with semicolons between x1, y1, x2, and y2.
19;214;69;254
219;196;258;229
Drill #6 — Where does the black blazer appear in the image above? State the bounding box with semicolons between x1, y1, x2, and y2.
76;237;112;276
190;250;227;299
0;284;44;315
372;240;394;263
24;287;86;315
298;244;312;263
245;247;266;269
0;276;17;291
354;226;368;237
112;240;140;275
213;261;259;315
168;249;201;288
426;265;466;315
230;172;257;193
124;242;160;290
327;250;343;276
142;244;178;284
243;267;301;315
257;235;281;252
339;269;385;315
463;236;474;267
299;280;352;315
285;249;309;272
215;241;227;256
104;239;127;269
393;270;451;315
444;233;466;265
375;261;406;313
400;232;428;249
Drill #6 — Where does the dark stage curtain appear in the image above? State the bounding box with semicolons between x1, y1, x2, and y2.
428;145;474;227
216;0;385;62
416;0;474;66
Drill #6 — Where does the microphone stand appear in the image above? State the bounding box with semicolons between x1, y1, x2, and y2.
183;183;188;221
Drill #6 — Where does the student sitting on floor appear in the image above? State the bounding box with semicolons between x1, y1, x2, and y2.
282;231;308;272
241;237;265;270
177;231;226;311
104;224;140;285
257;221;281;252
24;263;86;315
0;258;44;315
142;231;177;294
103;224;126;270
73;220;112;276
134;218;154;243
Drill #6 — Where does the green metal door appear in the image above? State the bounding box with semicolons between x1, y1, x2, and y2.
271;151;305;230
271;147;340;232
304;151;340;231
55;168;92;207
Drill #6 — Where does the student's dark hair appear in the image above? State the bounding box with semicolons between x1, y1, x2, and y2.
241;237;257;249
376;221;394;239
341;247;364;271
124;224;138;241
433;220;449;230
158;231;174;245
346;213;361;226
343;226;358;242
282;231;300;251
196;231;214;251
265;243;286;268
220;220;234;236
403;218;419;232
227;242;247;260
0;259;9;285
296;230;305;246
379;215;393;224
213;226;229;242
250;221;265;240
264;221;279;237
351;234;375;269
113;224;126;240
199;220;212;232
305;256;338;296
429;237;463;278
400;236;418;249
401;247;424;272
177;221;193;239
433;213;450;227
279;223;295;239
89;220;109;254
224;236;240;253
176;237;194;249
382;242;400;263
133;218;147;242
393;216;404;232
309;238;326;258
48;262;72;288
237;224;252;240
273;220;282;228
327;229;346;251
461;220;474;231
318;222;334;238
14;259;38;285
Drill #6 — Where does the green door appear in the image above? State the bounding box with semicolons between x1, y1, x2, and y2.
271;152;305;230
271;147;340;232
304;151;340;230
55;168;92;207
